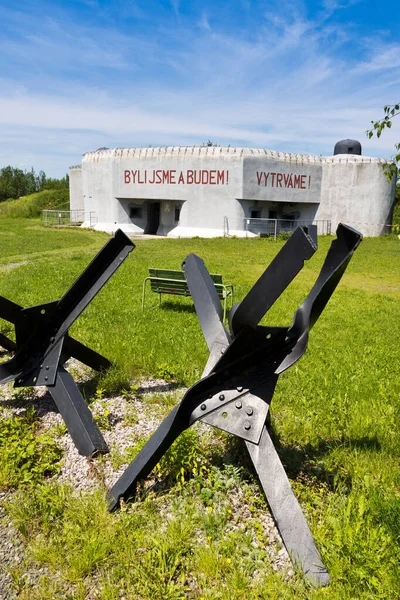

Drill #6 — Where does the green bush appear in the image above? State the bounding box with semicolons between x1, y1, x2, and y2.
392;200;400;228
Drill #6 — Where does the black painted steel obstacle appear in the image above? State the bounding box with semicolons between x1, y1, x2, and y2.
107;223;362;585
0;230;135;457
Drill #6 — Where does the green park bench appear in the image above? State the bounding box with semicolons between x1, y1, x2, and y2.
142;268;234;321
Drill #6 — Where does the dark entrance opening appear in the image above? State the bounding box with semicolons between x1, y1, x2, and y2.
145;202;160;234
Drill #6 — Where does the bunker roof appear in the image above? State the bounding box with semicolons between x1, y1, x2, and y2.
80;146;391;165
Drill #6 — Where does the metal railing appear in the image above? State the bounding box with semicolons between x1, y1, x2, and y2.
223;217;331;239
42;210;98;228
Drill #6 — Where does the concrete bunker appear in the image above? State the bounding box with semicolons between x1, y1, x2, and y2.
70;143;396;238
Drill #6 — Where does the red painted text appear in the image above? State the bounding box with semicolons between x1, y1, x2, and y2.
256;172;311;189
124;169;229;185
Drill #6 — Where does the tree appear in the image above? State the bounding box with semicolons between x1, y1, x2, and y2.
0;166;69;202
43;173;69;190
0;166;28;200
366;103;400;181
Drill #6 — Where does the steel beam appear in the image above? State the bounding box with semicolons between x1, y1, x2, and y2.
107;223;362;586
0;229;135;456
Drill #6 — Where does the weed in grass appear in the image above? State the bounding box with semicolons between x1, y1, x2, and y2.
51;421;68;438
94;386;106;400
7;482;69;538
93;399;112;431
122;404;140;427
96;365;132;397
324;490;400;597
120;382;140;401
9;485;122;581
0;407;62;490
155;363;178;382
110;437;149;470
140;390;181;408
120;392;179;430
11;386;37;403
110;428;209;486
156;428;210;487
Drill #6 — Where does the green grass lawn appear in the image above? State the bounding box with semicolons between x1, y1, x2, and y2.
1;218;400;599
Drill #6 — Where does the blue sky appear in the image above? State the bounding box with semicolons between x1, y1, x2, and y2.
0;0;399;177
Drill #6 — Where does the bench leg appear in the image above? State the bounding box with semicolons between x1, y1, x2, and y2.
141;278;148;311
223;293;227;322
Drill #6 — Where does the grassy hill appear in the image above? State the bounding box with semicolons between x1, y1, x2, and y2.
0;189;69;219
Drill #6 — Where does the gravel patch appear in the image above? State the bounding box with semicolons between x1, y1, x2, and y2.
54;392;170;492
0;261;29;271
0;492;18;600
225;485;292;576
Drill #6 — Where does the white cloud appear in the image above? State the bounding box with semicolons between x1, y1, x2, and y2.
354;44;400;73
170;0;180;17
199;12;212;31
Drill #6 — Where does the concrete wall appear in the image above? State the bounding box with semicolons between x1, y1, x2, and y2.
317;155;397;236
242;154;322;204
81;152;116;230
112;147;244;236
71;146;396;237
69;166;83;213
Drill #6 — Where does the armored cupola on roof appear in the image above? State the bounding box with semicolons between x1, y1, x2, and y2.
334;139;362;155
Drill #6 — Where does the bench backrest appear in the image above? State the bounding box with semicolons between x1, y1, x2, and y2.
148;268;223;296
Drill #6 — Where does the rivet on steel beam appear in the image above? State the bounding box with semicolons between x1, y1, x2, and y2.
45;366;49;370
219;394;225;401
221;348;225;354
50;337;55;343
244;421;251;431
236;386;243;392
44;376;48;381
235;401;242;409
246;407;253;416
201;404;207;411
